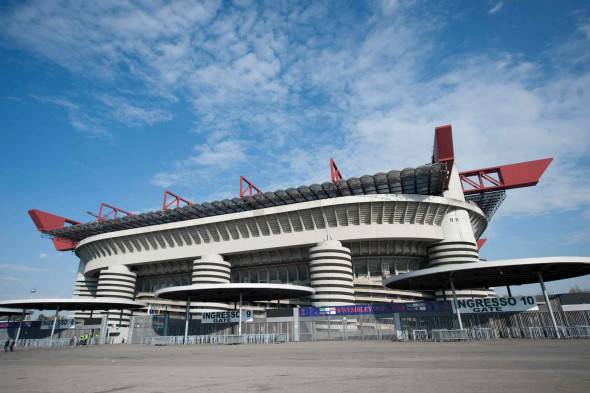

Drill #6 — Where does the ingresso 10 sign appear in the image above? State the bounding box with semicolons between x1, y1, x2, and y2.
454;296;538;314
201;310;254;324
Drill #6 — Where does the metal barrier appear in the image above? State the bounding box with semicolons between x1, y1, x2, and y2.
412;329;428;341
431;329;470;341
16;338;72;348
469;328;497;340
146;333;288;346
565;325;590;338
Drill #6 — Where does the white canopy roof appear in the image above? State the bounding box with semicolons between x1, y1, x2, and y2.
156;283;314;302
0;297;146;311
383;257;590;291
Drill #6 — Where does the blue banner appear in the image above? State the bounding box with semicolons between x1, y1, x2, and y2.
299;301;452;317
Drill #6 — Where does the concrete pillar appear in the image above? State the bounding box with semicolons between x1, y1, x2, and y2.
309;240;355;306
96;265;137;341
190;254;232;314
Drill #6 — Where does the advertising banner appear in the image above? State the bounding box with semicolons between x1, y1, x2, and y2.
453;296;538;314
299;301;452;317
201;310;254;324
40;319;76;330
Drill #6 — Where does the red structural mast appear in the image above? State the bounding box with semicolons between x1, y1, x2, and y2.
28;209;80;251
459;158;553;194
476;238;487;251
97;203;133;222
330;158;343;183
432;124;455;190
162;190;192;210
239;176;262;199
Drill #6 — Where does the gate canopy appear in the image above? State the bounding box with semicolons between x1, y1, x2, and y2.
0;307;30;317
155;283;314;302
0;297;146;311
383;257;590;291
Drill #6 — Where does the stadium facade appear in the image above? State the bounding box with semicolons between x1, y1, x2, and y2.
28;125;552;336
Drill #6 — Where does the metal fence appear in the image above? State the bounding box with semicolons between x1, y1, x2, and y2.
128;315;292;345
15;338;72;348
143;333;288;346
122;301;590;345
299;316;396;341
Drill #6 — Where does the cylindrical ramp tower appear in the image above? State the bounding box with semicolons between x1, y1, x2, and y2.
427;208;479;266
96;265;137;329
309;240;355;306
73;261;98;321
191;254;232;314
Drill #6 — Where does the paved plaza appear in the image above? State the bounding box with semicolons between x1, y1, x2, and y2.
1;340;589;393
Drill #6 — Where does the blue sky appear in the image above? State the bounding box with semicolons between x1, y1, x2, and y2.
1;0;589;300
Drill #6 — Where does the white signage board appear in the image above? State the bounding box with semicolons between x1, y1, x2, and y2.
201;310;253;324
40;318;76;330
454;296;538;314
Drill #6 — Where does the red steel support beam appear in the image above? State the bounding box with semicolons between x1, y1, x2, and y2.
459;158;553;195
330;158;343;183
28;209;80;251
432;125;454;190
476;238;487;251
240;176;262;199
163;190;192;210
97;203;133;222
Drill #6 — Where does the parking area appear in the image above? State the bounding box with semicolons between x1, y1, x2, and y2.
1;340;589;393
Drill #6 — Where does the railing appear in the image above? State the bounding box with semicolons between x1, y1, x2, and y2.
145;333;288;346
431;329;470;341
565;325;590;338
469;328;498;340
411;329;428;341
16;338;72;348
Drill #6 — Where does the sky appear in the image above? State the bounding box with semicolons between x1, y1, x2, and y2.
0;0;589;301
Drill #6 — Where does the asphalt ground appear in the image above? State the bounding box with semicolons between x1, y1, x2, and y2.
1;340;589;393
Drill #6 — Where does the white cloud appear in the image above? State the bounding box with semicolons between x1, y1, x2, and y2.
98;95;173;127
30;94;113;139
151;139;247;187
0;276;21;283
488;2;503;15
4;2;590;218
0;264;48;272
190;140;246;168
38;253;48;259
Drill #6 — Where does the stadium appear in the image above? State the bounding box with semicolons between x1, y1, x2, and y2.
20;124;568;339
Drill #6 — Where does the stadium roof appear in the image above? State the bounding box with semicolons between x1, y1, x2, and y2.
45;163;456;242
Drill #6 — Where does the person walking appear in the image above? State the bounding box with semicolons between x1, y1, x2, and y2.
3;340;9;352
9;340;15;352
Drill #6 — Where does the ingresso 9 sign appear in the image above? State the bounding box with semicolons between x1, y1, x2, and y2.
454;296;538;314
201;310;253;324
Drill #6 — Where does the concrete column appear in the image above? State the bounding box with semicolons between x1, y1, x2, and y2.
190;254;232;314
96;265;137;342
309;240;355;306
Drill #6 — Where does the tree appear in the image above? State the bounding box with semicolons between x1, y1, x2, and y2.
568;285;584;293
